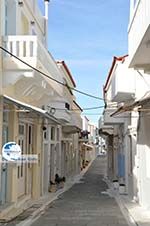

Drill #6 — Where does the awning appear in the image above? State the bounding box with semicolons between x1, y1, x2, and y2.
2;95;61;124
110;92;150;117
110;104;136;116
62;125;81;134
83;143;94;150
99;128;114;136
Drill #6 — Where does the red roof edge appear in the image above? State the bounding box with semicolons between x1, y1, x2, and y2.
73;100;83;112
57;61;76;88
103;54;128;95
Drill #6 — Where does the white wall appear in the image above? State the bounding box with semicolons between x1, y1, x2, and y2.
134;70;150;99
137;111;150;208
128;0;150;64
106;58;150;103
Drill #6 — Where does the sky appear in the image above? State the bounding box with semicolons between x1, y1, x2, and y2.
38;0;130;125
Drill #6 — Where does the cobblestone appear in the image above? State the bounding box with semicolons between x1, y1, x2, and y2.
31;156;128;226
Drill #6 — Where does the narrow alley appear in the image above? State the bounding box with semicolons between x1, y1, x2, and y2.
30;156;128;226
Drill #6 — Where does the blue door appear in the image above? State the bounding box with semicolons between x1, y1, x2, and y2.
118;153;125;178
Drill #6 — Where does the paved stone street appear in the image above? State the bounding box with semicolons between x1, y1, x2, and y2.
31;156;128;226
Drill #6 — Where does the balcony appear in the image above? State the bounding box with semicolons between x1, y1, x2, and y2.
71;112;82;129
2;36;63;96
103;108;124;125
128;0;150;70
62;112;82;134
47;101;71;123
111;63;135;102
98;116;114;136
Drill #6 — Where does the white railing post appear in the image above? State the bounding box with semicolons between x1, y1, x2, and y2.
33;37;37;57
7;40;11;54
19;40;24;57
26;40;30;57
12;40;17;56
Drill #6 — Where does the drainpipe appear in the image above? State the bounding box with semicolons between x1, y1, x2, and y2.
44;0;50;48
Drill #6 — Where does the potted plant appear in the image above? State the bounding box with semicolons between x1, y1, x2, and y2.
113;179;119;189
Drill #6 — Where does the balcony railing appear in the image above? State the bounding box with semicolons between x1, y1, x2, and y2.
2;35;63;95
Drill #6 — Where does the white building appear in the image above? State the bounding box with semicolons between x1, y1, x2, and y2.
0;0;82;220
80;116;97;169
128;0;150;209
99;54;150;205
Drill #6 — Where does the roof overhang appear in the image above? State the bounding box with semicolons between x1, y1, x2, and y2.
99;127;114;136
103;55;128;93
82;143;94;151
2;95;61;124
62;125;80;134
110;92;150;117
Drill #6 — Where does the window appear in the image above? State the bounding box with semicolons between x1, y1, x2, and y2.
5;0;16;35
43;131;47;140
56;128;60;141
51;127;55;141
3;111;8;123
65;103;70;110
19;125;24;135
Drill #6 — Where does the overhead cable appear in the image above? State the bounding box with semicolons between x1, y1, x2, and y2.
0;46;104;100
55;106;104;111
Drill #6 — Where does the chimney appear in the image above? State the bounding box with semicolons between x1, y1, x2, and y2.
44;0;50;47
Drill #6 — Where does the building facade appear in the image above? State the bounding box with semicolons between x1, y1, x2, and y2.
128;0;150;208
99;54;150;206
0;0;82;220
79;116;97;170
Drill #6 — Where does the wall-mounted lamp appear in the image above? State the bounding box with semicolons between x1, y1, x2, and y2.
31;21;35;26
18;0;23;6
42;126;47;131
50;107;56;115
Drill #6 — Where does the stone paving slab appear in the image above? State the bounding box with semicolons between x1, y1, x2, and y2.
30;157;129;226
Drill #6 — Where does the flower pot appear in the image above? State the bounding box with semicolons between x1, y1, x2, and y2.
49;184;56;193
119;184;125;194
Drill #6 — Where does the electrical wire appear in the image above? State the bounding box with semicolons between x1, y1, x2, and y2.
55;106;104;111
0;46;104;101
82;113;102;115
1;106;105;112
79;106;104;110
